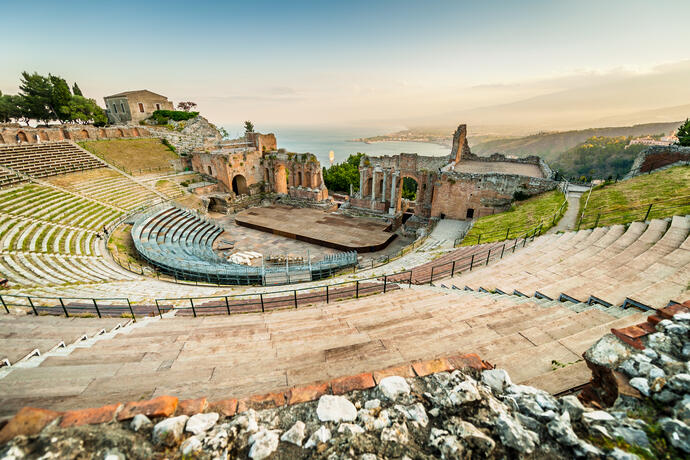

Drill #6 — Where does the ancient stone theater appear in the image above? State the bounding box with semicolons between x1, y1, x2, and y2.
350;125;554;222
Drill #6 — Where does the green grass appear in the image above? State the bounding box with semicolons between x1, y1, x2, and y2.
461;189;566;246
578;165;690;228
79;138;178;175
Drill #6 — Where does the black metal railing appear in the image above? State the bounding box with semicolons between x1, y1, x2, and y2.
1;218;546;320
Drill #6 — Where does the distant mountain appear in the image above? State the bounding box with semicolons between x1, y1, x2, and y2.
470;121;683;159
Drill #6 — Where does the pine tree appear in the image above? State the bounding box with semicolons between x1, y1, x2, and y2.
677;119;690;147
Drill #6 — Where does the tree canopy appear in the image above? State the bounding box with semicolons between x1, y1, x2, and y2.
323;153;363;193
244;120;255;133
0;71;107;126
677;119;690;147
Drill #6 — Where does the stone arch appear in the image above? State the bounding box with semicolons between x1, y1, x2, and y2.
80;129;90;139
274;164;287;194
132;128;140;137
99;128;107;138
38;131;49;141
116;128;124;137
62;129;71;140
232;174;248;195
17;131;29;143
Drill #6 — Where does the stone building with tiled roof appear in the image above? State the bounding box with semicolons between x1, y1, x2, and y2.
103;90;174;124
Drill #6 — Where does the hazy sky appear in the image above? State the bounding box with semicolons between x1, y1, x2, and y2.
3;0;690;130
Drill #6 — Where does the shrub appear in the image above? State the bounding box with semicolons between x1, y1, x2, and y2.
149;110;199;125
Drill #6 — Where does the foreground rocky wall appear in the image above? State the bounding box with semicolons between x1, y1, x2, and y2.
2;301;688;459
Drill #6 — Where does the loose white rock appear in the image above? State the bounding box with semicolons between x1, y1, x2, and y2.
152;415;189;447
629;377;650;396
130;414;152;432
395;403;429;427
364;399;381;410
378;376;411;400
582;410;615;423
304;426;331;449
185;412;219;435
481;368;512;393
316;395;357;422
338;423;365;435
280;421;306;446
249;429;281;460
180;436;202;456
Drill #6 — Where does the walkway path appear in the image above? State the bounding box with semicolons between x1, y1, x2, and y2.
548;184;590;233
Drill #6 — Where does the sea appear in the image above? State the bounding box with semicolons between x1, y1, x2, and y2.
221;125;449;167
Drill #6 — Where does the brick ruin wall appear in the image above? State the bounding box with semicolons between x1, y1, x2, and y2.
0;124;154;144
431;171;556;220
627;145;690;178
191;150;264;195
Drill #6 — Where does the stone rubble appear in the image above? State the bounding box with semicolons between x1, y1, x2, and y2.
1;312;689;459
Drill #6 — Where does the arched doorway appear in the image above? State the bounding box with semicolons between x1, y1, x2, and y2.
232;174;248;195
80;129;89;139
17;131;29;143
364;177;373;197
297;171;303;187
400;176;419;223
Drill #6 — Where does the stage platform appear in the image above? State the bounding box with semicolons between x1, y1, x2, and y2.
235;205;396;252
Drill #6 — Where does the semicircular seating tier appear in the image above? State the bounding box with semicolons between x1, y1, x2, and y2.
131;205;357;285
441;215;690;309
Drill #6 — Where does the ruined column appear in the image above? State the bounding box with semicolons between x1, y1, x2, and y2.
359;171;364;198
381;169;388;203
389;172;398;214
371;169;377;202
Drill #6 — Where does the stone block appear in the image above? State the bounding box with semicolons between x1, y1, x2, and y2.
117;395;179;421
176;397;207;416
237;392;285;413
0;407;62;443
373;365;415;384
287;382;330;405
60;403;121;428
208;398;238;417
447;353;492;371
412;358;452;377
330;373;375;395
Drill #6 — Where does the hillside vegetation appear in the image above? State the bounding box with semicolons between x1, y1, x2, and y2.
578;165;690;229
471;121;682;159
79;138;178;175
550;136;648;180
461;189;566;246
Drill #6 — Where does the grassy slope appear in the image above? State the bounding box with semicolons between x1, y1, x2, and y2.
79;138;178;175
462;189;566;246
578;165;690;228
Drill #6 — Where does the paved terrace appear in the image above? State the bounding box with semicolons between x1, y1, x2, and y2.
451;160;544;178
